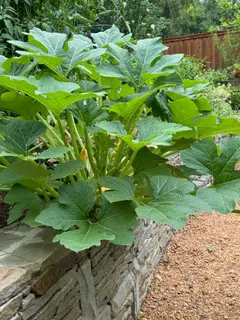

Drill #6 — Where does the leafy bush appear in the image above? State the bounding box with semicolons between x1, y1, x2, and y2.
213;30;240;68
203;84;240;120
1;26;240;252
177;57;205;80
231;88;240;110
177;56;228;85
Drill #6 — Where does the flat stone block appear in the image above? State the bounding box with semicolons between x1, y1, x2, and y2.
0;293;22;320
0;267;30;305
111;273;134;315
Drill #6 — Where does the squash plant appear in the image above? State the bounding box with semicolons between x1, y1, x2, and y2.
0;25;240;252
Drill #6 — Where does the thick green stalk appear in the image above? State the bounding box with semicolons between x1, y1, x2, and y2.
84;127;99;178
37;113;64;146
66;110;80;159
41;186;50;202
66;110;87;180
56;115;70;149
112;140;126;168
45;184;59;198
119;149;138;178
55;115;77;162
0;157;10;166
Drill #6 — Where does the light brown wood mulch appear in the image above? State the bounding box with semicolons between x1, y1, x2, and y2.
141;212;240;320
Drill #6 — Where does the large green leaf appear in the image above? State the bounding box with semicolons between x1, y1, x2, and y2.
150;54;183;77
169;97;200;126
34;147;70;160
181;138;240;213
198;118;240;138
5;184;45;226
168;97;229;139
0;160;50;189
36;180;96;230
99;177;135;202
9;28;67;74
53;224;115;252
0;168;24;185
92;25;131;47
0;74;94;115
1;56;37;76
11;29;106;77
53;200;138;252
96;120;127;136
50;160;85;180
97;37;172;86
128;38;168;78
9;160;50;183
136;175;211;229
197;180;240;214
181;138;240;184
0;91;45;119
72;99;108;126
0;119;46;156
25;28;67;55
97;117;190;151
61;35;105;75
133;147;170;196
108;88;161;119
124;117;190;151
136;117;191;144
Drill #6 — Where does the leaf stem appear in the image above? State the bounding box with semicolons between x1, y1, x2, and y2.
119;149;138;178
66;110;87;179
66;110;80;159
0;157;10;166
45;184;59;198
42;186;50;202
37;113;64;146
84;127;99;178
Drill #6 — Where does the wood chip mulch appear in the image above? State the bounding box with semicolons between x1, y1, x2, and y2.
141;212;240;320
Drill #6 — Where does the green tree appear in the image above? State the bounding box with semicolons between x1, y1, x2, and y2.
216;0;240;28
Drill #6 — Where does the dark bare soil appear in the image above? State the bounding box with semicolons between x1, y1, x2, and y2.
0;192;10;228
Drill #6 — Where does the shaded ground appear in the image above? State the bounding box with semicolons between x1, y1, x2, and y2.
141;212;240;320
0;192;9;228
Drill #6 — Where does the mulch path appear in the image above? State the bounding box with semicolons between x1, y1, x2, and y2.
141;212;240;320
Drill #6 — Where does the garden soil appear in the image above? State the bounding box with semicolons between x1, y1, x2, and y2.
141;212;240;320
0;192;9;228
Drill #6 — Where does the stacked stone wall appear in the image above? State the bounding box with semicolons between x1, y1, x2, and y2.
0;221;172;320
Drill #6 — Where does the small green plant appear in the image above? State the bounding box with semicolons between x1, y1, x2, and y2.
213;30;240;68
206;247;216;253
203;84;240;121
177;56;205;80
231;89;240;110
0;26;240;252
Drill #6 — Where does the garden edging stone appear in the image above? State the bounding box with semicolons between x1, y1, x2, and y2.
0;220;172;320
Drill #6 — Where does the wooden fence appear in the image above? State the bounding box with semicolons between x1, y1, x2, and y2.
162;30;239;69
